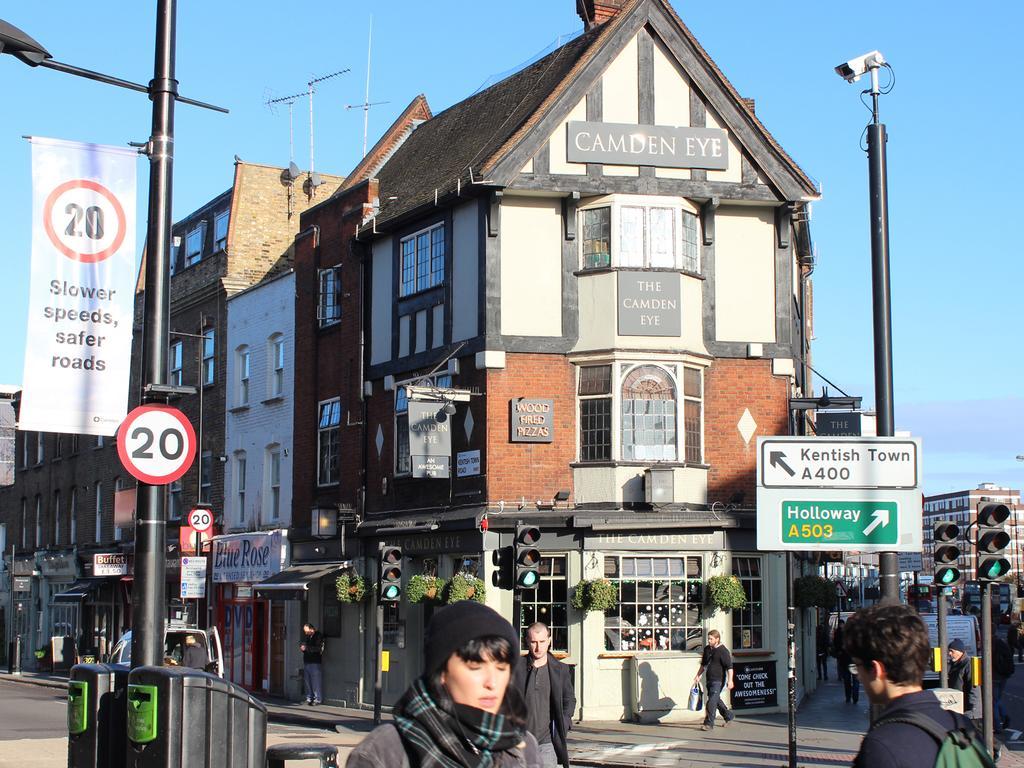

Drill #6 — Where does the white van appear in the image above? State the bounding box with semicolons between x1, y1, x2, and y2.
108;624;223;677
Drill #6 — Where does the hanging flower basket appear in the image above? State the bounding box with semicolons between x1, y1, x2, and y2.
570;578;619;612
407;574;447;604
336;573;367;603
445;573;486;604
705;575;747;612
793;575;837;610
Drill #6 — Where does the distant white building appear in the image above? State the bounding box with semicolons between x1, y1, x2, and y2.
221;270;297;694
225;270;295;533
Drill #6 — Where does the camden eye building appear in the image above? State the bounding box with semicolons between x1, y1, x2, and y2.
291;0;819;720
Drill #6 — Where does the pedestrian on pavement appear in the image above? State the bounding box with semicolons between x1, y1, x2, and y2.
846;603;985;768
992;628;1014;732
300;622;325;706
181;634;207;670
1007;613;1024;663
836;621;860;704
692;629;734;731
946;639;974;715
815;623;829;680
831;619;845;680
346;601;540;768
515;622;576;768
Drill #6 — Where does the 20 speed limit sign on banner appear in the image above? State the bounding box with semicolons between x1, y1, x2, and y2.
19;137;137;436
117;405;197;485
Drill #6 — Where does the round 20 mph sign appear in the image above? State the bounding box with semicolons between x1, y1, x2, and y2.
117;405;197;485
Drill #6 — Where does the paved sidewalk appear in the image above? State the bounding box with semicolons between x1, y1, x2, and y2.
6;670;1024;766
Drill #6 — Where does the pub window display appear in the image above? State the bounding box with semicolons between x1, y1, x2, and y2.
579;197;700;273
602;555;703;652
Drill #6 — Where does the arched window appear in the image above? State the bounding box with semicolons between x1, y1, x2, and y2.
620;366;677;461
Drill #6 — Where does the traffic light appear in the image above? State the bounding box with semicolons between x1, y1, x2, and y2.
379;545;403;602
514;525;541;590
976;502;1012;583
491;546;513;590
932;520;962;586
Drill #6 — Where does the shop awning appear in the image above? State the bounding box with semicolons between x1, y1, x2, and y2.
254;562;349;601
52;579;104;603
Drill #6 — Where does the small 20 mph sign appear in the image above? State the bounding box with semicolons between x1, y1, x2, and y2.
756;436;922;553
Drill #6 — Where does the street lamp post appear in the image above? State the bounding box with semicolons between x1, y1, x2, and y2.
835;51;901;603
0;3;225;669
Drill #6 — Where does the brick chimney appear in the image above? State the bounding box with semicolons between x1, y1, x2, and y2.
577;0;631;29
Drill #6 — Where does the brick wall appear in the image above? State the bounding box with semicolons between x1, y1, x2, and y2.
704;358;790;507
484;354;576;503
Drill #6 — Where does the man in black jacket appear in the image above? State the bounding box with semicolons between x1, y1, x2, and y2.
300;622;325;705
517;622;576;768
846;604;978;767
946;639;974;715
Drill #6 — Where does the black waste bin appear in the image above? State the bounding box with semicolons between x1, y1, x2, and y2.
67;662;130;768
125;665;267;768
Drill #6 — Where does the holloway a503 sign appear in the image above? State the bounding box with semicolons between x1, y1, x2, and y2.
567;121;728;170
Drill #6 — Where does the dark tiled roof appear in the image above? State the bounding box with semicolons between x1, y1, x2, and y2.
374;27;603;227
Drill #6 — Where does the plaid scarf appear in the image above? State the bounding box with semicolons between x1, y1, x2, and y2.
393;677;526;768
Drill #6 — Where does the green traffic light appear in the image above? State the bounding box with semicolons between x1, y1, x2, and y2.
517;571;539;588
382;585;401;600
936;567;960;585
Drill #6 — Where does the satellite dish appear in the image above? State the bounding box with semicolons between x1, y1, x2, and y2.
310;172;322;188
288;162;301;180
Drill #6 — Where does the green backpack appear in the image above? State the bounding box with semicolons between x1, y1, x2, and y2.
872;711;995;768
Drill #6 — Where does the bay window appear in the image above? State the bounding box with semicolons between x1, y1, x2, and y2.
579;198;700;272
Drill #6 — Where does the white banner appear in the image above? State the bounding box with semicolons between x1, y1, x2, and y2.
20;137;137;436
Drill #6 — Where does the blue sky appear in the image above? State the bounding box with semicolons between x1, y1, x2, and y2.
1;2;1021;494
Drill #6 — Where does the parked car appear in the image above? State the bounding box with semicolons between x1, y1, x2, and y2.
108;624;223;677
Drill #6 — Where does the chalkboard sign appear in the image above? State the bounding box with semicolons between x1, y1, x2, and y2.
731;660;778;709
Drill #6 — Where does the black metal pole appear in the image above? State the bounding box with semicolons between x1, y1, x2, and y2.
786;553;797;768
982;581;993;756
373;599;383;725
867;100;899;604
938;589;949;689
130;0;176;670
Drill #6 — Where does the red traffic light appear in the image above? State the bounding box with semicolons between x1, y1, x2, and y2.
978;502;1011;527
516;525;541;546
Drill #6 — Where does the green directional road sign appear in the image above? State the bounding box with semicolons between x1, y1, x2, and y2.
781;501;898;546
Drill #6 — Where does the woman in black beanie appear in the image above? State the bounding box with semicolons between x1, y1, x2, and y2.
347;601;541;768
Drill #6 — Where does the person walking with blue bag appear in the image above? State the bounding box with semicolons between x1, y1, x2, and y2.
692;629;735;731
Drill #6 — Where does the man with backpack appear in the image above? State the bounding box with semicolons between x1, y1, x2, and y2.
844;603;993;768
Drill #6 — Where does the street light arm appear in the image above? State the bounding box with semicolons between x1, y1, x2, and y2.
38;58;228;113
0;19;50;66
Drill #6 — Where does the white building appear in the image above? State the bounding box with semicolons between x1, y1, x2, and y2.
221;270;297;696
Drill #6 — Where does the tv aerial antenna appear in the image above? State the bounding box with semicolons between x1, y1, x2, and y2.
265;90;305;184
345;16;389;158
265;67;349;192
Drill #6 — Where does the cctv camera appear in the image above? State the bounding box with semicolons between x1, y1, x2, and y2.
834;50;886;83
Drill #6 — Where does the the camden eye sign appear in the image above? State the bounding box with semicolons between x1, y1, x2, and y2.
567;121;728;170
617;271;680;336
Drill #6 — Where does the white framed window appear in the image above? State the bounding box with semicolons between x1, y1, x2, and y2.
113;478;124;541
394;373;451;474
20;499;27;549
732;555;765;650
21;432;30;469
399;222;445;297
269;334;285;397
70;488;77;543
199;451;212;504
213;210;229;252
317;400;341;485
236;346;250;406
53;490;61;545
577;362;704;465
266;447;281;521
202;328;215;385
35;495;42;548
579;198;700;273
235;453;247;525
94;483;103;543
36;432;44;464
170;341;183;387
186;224;205;266
603;554;704;652
95;434;104;449
318;267;341;327
168;478;182;521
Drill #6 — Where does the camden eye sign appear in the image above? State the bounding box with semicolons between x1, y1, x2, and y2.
567;121;728;170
